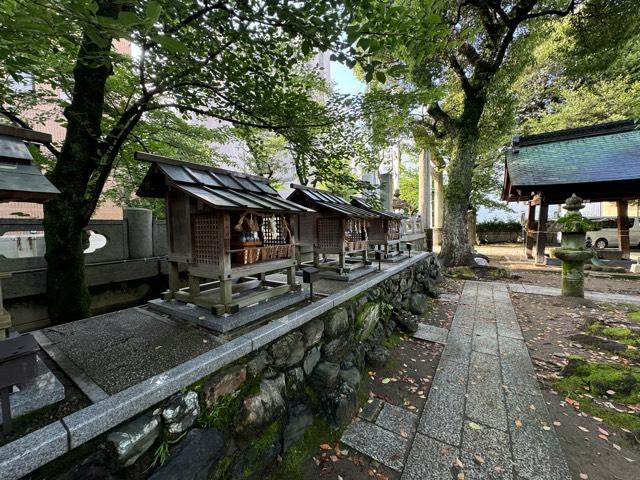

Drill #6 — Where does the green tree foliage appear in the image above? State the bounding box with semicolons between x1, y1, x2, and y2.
0;0;359;323
346;0;575;265
398;162;419;214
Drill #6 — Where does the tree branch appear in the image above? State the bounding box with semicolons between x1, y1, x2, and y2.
426;102;458;136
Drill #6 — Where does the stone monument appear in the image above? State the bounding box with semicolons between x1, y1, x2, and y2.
552;194;594;297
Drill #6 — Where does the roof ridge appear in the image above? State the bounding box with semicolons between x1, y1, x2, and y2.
134;151;269;183
513;119;638;148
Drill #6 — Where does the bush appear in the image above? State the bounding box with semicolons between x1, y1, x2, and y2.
476;219;522;233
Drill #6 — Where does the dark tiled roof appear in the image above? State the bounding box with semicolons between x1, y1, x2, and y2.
0;134;59;202
350;197;403;219
288;184;378;218
506;121;640;187
136;152;312;213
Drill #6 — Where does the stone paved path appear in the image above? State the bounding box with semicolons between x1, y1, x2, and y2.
509;282;640;305
341;281;572;480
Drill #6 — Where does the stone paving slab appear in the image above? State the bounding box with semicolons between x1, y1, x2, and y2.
343;280;572;479
508;282;640;305
375;403;418;436
412;323;448;344
359;398;384;422
465;351;508;432
340;420;409;472
461;423;514;480
418;377;466;447
401;433;459;480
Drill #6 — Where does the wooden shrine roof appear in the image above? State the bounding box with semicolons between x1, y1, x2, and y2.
502;120;640;204
350;197;403;220
0;126;59;203
136;152;312;214
288;184;377;218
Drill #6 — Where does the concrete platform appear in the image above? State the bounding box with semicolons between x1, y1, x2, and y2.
36;308;222;397
148;288;309;333
318;266;377;282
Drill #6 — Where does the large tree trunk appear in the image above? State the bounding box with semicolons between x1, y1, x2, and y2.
439;97;484;267
43;1;120;324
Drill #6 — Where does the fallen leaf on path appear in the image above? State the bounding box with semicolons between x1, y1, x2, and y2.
515;420;523;428
578;426;589;432
469;422;482;430
473;454;485;465
319;444;331;450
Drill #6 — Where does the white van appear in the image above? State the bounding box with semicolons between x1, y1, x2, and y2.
586;217;640;249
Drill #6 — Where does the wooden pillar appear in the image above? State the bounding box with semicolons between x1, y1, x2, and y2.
188;275;201;300
167;261;180;298
525;203;536;259
617;200;630;259
536;203;549;265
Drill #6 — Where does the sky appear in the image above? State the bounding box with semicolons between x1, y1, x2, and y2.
330;61;365;95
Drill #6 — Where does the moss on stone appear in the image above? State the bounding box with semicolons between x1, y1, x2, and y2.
627;309;640;323
242;420;282;479
444;266;476;280
198;374;262;430
212;455;232;480
264;418;337;480
554;360;640;430
585;322;640;360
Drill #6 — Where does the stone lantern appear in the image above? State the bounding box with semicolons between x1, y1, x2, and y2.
552;194;594;297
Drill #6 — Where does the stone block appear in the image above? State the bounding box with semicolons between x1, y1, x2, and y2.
365;345;390;368
465;352;507;432
301;318;324;347
375;403;418;436
418;377;465;447
402;433;459;480
340;420;409;472
323;307;350;338
323;382;357;427
203;365;247;408
286;367;304;392
239;375;285;433
339;367;362;387
283;403;313;450
359;397;384;422
162;391;200;435
310;361;340;389
322;335;353;362
302;346;321;376
107;412;161;467
269;331;305;368
0;421;69;480
460;423;513;480
149;428;224;480
409;293;427;314
355;302;381;340
247;350;272;378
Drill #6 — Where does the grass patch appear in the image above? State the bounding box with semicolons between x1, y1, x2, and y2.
384;331;403;348
554;360;640;431
585;322;640;361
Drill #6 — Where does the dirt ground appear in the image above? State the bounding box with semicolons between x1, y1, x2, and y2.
267;283;459;480
510;276;640;480
477;243;640;295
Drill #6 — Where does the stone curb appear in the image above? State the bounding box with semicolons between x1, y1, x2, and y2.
0;252;434;480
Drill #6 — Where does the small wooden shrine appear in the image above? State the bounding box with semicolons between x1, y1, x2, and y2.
136;152;312;315
0;125;60;338
288;184;377;273
350;197;403;257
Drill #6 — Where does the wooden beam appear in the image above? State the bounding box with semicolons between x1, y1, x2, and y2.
617;200;630;259
535;203;548;265
526;203;536;259
0;124;52;144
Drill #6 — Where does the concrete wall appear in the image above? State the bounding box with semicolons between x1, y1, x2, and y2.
0;211;169;330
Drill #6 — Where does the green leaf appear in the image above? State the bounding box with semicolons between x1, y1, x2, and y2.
375;71;386;83
154;35;186;53
145;2;162;26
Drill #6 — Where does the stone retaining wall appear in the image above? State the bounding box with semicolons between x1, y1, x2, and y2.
14;254;440;480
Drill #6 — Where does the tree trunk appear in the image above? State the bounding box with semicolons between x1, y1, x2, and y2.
439;99;484;266
43;1;120;324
